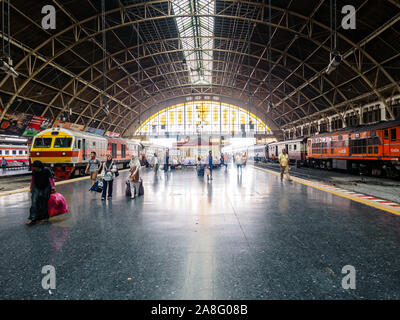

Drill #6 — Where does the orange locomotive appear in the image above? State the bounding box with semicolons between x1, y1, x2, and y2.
307;119;400;178
30;128;142;180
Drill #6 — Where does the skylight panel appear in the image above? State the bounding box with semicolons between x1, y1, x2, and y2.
172;0;215;84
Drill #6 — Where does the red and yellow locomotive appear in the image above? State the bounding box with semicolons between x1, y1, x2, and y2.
30;128;142;180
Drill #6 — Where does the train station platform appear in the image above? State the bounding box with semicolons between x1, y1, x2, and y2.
1;165;400;299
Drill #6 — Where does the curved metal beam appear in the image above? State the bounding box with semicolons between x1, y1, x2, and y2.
0;0;397;127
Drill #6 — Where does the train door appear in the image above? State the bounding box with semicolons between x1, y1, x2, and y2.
383;129;390;156
82;139;86;161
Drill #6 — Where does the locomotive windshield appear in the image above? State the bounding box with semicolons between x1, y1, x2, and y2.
54;138;73;148
33;138;52;148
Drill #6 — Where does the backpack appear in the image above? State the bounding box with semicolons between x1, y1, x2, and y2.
104;162;119;178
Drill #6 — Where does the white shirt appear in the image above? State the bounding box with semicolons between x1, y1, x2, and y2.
129;158;141;176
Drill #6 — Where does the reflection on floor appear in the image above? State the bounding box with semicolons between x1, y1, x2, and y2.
1;164;400;299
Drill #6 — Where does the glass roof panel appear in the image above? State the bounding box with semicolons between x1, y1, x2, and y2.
172;0;215;84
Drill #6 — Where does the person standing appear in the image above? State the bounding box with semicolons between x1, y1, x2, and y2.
26;160;56;225
153;153;159;173
85;151;102;187
164;151;170;172
100;154;117;200
206;150;213;180
129;154;141;199
1;157;7;170
278;148;292;182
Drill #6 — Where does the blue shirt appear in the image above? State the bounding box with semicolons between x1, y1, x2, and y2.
208;155;213;166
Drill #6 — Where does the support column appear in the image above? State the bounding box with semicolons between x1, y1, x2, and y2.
359;107;364;125
381;103;387;121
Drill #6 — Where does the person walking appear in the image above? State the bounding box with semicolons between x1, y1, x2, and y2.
236;153;243;173
1;157;7;170
100;154;117;200
26;160;56;225
220;153;225;168
129;154;141;199
279;148;292;182
153;153;159;173
85;151;102;187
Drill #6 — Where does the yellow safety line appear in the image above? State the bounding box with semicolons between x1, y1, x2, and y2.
0;168;131;197
253;165;400;216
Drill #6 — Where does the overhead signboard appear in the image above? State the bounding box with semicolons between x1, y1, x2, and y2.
22;116;53;137
0;112;33;136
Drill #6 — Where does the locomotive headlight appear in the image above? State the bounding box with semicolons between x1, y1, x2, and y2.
62;152;66;156
36;152;40;156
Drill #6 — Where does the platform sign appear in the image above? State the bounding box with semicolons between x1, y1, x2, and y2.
0;112;33;136
22;116;53;137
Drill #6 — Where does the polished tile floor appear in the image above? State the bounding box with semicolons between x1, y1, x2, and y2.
1;165;400;299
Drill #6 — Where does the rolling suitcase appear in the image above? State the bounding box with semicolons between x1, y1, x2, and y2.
125;180;132;197
197;165;204;176
138;179;144;196
89;179;103;193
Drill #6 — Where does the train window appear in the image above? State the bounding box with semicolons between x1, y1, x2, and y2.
19;151;23;155
374;147;379;154
93;141;96;146
294;145;297;151
384;130;388;140
5;150;9;155
0;150;2;155
338;135;342;141
391;129;397;141
78;140;81;149
368;147;373;154
34;138;52;148
54;138;72;148
374;137;381;145
12;150;16;155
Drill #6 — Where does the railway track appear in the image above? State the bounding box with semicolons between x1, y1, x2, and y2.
253;162;400;204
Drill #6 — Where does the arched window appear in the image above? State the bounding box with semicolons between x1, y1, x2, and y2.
136;101;272;136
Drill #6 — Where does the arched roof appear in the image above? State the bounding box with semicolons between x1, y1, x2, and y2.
0;0;399;137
